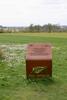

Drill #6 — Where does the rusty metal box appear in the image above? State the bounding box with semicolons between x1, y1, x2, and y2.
26;43;52;78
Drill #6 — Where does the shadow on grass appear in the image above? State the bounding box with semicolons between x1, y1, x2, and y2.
26;77;56;86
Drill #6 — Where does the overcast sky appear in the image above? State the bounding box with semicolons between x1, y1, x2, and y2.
0;0;67;26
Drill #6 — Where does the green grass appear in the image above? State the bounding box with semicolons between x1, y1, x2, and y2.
0;33;67;45
0;33;67;100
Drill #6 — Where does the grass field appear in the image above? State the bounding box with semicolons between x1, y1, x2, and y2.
0;33;67;100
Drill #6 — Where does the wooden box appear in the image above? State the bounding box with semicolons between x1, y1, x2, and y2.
26;44;52;78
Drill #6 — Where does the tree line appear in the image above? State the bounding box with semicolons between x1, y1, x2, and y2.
0;24;67;33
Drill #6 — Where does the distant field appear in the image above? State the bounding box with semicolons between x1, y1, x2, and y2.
0;32;67;45
0;32;67;100
0;32;67;38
